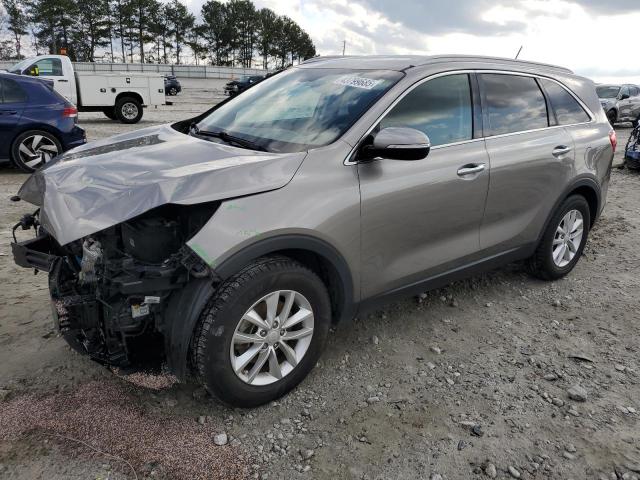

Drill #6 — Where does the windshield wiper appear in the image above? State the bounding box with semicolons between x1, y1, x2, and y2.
190;124;268;152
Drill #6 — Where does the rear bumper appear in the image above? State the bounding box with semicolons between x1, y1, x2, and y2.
60;125;87;151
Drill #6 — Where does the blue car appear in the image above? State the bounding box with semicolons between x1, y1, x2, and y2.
0;72;86;172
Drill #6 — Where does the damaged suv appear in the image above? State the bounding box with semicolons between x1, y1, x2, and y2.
11;56;614;407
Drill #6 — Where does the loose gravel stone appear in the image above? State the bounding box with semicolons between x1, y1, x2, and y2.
213;433;228;446
485;463;497;478
508;466;521;478
567;385;588;402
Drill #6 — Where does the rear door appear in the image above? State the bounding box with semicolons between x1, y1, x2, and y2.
479;73;575;252
0;77;27;159
358;73;490;298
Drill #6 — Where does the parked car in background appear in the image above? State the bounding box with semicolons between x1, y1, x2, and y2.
597;84;640;127
11;55;614;407
8;55;166;123
164;75;181;96
224;74;265;96
0;72;85;172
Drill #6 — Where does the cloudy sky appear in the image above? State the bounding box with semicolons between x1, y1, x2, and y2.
183;0;640;84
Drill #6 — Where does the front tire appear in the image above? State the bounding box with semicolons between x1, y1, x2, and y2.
115;97;143;124
192;256;331;407
168;87;178;96
607;109;617;126
527;195;591;280
10;130;62;172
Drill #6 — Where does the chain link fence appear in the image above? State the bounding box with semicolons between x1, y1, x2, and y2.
0;60;268;79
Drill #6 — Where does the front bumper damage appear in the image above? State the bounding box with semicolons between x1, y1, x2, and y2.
12;210;213;373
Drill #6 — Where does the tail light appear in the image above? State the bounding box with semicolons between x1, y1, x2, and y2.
609;130;617;152
62;106;78;118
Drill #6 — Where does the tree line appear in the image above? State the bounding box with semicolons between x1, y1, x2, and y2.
0;0;316;69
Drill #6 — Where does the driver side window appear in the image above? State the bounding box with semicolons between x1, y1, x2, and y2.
30;58;63;76
380;74;473;147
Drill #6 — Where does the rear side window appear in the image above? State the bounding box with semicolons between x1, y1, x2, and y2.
380;74;473;147
630;86;640;97
539;79;590;125
1;78;27;103
481;74;548;136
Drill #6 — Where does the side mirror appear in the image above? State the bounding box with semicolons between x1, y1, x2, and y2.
26;65;39;76
620;93;630;100
362;127;431;161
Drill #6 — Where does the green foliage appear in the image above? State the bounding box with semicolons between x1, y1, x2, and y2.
2;0;28;58
1;0;316;66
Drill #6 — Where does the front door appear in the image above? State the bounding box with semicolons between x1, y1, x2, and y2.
29;57;73;101
358;73;490;299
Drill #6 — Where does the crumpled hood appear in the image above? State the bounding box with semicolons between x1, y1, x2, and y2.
18;124;306;245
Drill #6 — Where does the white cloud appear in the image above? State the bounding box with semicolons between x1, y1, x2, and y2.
244;0;640;84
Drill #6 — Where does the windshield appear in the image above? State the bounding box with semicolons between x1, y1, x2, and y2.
8;58;33;74
197;67;403;153
597;86;621;99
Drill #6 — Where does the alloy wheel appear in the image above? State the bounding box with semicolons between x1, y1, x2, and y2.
230;290;314;386
121;102;139;121
552;209;584;267
17;134;59;170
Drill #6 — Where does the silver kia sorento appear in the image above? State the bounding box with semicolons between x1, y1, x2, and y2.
11;55;615;407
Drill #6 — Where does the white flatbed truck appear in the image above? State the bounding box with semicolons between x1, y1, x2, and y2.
8;55;166;124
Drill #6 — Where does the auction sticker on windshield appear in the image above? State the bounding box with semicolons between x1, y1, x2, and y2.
334;75;382;90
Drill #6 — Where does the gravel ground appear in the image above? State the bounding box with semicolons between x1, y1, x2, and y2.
0;81;639;480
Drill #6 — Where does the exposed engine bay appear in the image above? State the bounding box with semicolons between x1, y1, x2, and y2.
12;203;218;372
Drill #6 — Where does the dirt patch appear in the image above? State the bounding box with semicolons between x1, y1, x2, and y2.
0;380;246;480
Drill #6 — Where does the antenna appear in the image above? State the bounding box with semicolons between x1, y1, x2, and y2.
515;45;523;60
342;40;346;56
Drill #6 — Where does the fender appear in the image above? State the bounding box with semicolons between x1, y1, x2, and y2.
214;234;357;324
536;174;601;245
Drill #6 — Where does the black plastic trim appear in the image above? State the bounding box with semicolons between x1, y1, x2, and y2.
358;244;536;315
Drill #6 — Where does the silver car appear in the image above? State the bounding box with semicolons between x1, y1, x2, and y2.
11;55;615;407
597;83;640;126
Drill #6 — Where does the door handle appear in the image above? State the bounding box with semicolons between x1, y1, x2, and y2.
457;163;486;176
0;110;17;115
57;79;69;82
552;146;572;157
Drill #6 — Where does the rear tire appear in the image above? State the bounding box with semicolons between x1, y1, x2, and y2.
10;130;62;172
115;96;143;124
527;195;591;280
632;116;639;128
191;256;331;408
168;87;178;96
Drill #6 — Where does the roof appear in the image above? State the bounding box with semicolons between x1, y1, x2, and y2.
300;55;573;74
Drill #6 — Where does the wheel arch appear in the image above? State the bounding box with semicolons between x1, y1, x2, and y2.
537;176;601;245
213;234;357;326
116;91;144;106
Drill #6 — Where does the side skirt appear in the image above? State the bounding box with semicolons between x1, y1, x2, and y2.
356;243;536;317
